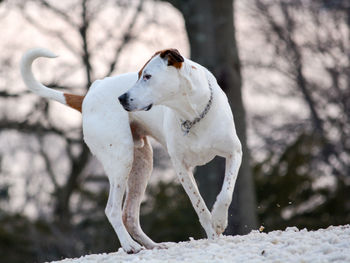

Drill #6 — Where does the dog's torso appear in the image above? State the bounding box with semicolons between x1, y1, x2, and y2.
81;66;238;169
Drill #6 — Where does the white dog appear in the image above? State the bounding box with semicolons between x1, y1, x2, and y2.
20;48;242;253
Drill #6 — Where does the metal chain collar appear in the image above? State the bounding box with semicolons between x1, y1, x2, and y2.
181;78;213;135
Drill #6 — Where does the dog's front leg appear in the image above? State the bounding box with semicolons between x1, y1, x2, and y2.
172;159;217;239
211;142;242;235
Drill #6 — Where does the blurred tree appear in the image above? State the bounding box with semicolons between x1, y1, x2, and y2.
254;133;350;232
161;0;258;235
248;0;350;229
251;0;350;179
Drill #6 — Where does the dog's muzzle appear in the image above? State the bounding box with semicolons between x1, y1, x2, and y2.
118;93;130;111
118;93;152;112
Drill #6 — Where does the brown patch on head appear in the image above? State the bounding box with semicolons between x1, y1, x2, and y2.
64;93;84;112
191;65;197;70
137;49;184;79
159;49;184;69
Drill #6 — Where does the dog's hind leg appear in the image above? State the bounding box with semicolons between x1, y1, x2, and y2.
104;157;143;254
122;137;165;249
83;118;142;253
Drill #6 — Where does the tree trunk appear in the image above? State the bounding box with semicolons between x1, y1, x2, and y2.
162;0;258;234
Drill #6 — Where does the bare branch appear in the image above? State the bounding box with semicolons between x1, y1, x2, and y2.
39;0;78;28
38;136;59;190
79;0;93;88
0;90;30;98
21;11;80;56
104;0;144;77
54;141;90;222
254;0;325;135
0;120;80;144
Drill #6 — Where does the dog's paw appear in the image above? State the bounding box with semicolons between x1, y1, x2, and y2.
123;240;143;254
142;240;168;250
152;243;168;250
211;201;229;235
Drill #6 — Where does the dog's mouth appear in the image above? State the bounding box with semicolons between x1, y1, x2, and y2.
142;104;153;111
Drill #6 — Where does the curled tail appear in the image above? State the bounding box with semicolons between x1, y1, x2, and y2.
20;48;84;112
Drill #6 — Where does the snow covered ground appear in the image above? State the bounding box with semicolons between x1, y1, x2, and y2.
52;225;350;263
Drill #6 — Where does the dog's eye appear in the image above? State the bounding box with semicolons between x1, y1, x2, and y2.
143;74;152;81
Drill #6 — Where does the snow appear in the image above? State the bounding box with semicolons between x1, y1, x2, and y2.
51;225;350;263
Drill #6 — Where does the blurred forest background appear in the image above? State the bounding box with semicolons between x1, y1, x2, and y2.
0;0;349;262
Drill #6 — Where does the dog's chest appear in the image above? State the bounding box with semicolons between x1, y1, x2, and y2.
169;135;217;167
184;146;216;167
164;112;221;167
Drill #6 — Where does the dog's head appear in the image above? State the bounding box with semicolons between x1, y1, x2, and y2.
118;49;184;111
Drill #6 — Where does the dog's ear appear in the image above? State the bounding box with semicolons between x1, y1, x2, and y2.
159;49;184;69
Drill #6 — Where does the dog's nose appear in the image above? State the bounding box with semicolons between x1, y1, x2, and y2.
118;93;128;106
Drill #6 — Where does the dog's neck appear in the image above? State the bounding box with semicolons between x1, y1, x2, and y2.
164;62;213;134
180;80;213;134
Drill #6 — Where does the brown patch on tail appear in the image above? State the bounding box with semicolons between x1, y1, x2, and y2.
64;93;84;112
